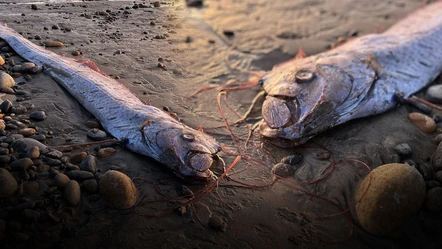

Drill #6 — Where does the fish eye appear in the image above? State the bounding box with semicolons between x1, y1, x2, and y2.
258;78;265;87
294;69;314;83
181;133;195;141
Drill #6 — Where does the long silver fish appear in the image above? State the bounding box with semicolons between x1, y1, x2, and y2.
0;23;223;182
259;2;442;144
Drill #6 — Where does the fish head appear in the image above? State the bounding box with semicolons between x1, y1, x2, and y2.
259;52;376;144
143;124;223;182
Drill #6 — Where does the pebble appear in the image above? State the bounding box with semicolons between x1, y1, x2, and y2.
66;170;94;181
71;152;87;164
87;128;107;141
36;164;49;173
394;143;412;158
85;120;100;128
355;163;425;236
434;134;442;144
316;152;331;160
0;99;12;113
18;128;36;137
0;72;15;88
27;146;40;159
99;170;137;209
0;168;18;197
0;120;5;130
46;159;62;166
426;180;441;190
22;181;39;195
0;155;10;164
82;179;98;193
419;164;433;181
408;112;436;133
54;173;70;188
424;187;442;212
97;147;116;158
281;154;303;165
435;170;442;183
1;87;14;94
64;180;81;205
29;111;46;121
10;138;48;155
22;209;40;222
46;149;63;159
43;40;63;47
0;56;4;66
208;215;226;231
271;163;295;178
10;158;34;171
31;4;38;10
20;62;35;72
80;155;97;173
426;84;442;103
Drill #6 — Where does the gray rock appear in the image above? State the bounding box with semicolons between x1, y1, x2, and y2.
425;187;442;212
427;84;442;103
0;72;15;88
10;158;34;171
64;180;80;205
45;149;63;159
419;164;434;181
426;180;441;190
66;170;94;181
394;143;412;158
0;168;18;197
87;128;107;141
272;163;295;178
0;99;12;113
29;111;46;121
10;138;48;155
80;155;97;173
82;179;98;193
54;173;70;188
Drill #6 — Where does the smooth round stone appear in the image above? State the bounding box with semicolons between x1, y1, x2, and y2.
43;40;63;47
71;152;87;164
394;143;412;157
23;181;39;195
27;146;40;159
0;155;11;164
29;111;46;121
0;72;15;88
272;163;295;178
0;168;18;197
424;187;442;212
80;155;97;173
208;215;226;231
45;150;63;159
54;173;70;188
426;180;441;190
87;128;107;141
36;164;49;173
82;179;98;193
99;170;137;209
9;158;34;171
426;84;442;103
0;99;12;113
0;56;4;66
20;62;35;72
10;138;48;155
1;87;14;94
18;128;36;137
97;147;116;158
85;120;100;129
66;170;94;181
0;120;5;130
355;163;425;236
408;112;436;133
64;180;81;205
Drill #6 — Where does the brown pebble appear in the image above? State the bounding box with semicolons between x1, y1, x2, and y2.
0;120;5;130
64;180;81;205
54;173;70;188
85;120;100;129
408;112;436;133
1;87;14;94
97;147;116;158
23;181;39;195
99;170;137;209
0;56;4;66
208;215;226;231
18;128;36;137
43;40;64;47
71;51;81;56
71;151;88;163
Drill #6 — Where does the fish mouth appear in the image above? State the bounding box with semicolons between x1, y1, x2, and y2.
260;95;302;139
180;151;224;182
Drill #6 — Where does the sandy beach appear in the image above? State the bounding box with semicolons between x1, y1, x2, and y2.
1;0;442;248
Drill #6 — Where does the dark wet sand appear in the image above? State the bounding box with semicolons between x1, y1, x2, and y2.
1;0;441;249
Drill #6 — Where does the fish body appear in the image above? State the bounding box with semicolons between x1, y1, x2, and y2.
259;2;442;144
0;24;222;181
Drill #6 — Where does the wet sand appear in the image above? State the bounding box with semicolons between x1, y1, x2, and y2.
0;0;441;249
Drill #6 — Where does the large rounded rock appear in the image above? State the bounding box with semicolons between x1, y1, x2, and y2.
99;170;137;209
355;163;425;236
64;180;81;205
0;72;14;88
0;168;18;197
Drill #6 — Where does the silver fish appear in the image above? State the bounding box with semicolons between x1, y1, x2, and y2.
0;23;223;182
259;2;442;144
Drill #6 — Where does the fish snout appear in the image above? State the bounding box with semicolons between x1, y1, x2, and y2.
262;96;299;129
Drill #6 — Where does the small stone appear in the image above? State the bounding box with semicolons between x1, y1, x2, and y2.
51;24;60;30
46;159;62;166
316;152;331;160
64;180;81;205
0;72;15;88
31;4;38;10
153;1;160;7
0;155;11;164
27;146;40;159
355;163;425;236
20;62;35;72
80;155;97;173
208;215;226;231
408;112;436;133
18;128;36;137
46;150;63;159
10;138;48;155
10;158;34;171
281;154;303;165
0;56;4;66
54;173;70;188
71;152;88;164
418;164;433;181
272;163;295;178
66;170;94;181
0;99;12;113
97;147;116;158
87;128;107;141
7;220;22;231
1;87;14;94
36;164;49;173
394;143;412;157
71;51;81;56
435;134;442;144
29;66;43;74
22;209;40;222
99;170;137;209
82;179;98;193
43;40;63;47
426;84;442;103
0;168;18;197
30;111;46;121
0;120;5;130
424;187;442;212
22;181;39;195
